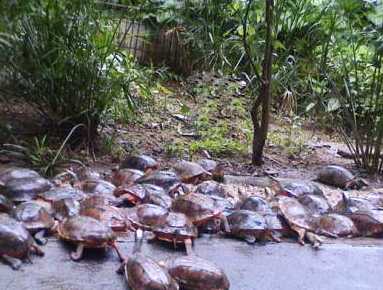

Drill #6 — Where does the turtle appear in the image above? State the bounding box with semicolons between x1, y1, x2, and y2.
166;255;230;290
114;184;148;206
0;213;44;269
122;229;179;290
226;210;278;243
151;212;198;254
240;196;273;214
136;204;169;228
120;154;159;173
339;192;376;213
52;197;80;221
197;159;225;182
345;209;383;237
0;167;40;184
317;214;358;238
275;179;324;198
195;180;226;198
37;186;86;203
111;168;144;187
0;195;14;214
316;165;368;189
74;167;101;181
2;177;53;203
277;196;322;248
77;179;116;196
171;193;231;233
173;160;212;184
137;171;182;196
80;204;128;232
143;184;173;209
14;201;56;245
298;194;331;216
56;215;124;261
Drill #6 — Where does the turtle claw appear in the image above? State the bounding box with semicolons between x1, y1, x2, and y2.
220;214;231;233
1;255;22;270
184;238;193;255
306;232;322;250
34;230;47;245
31;244;44;256
70;244;84;261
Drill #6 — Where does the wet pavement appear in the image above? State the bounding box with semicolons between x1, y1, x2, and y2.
1;236;382;290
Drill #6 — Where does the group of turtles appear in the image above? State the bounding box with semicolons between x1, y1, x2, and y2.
0;154;382;289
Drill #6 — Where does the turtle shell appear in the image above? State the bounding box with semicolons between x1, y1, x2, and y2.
153;212;198;242
111;168;144;186
277;196;314;231
197;159;218;173
137;171;181;194
126;253;179;290
136;204;169;227
53;198;80;221
74;167;101;181
173;160;211;183
38;186;86;203
2;177;52;203
240;196;272;214
298;194;330;216
80;205;126;231
227;210;267;235
317;165;354;188
318;214;358;237
346;209;383;237
143;184;172;209
114;184;148;205
78;179;116;196
167;255;230;290
0;195;14;214
171;193;220;224
120;154;158;172
0;213;34;258
15;201;55;232
195;181;226;198
0;167;40;184
279;179;324;198
57;215;116;247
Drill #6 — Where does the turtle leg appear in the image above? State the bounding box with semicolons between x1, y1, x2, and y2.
291;225;306;245
31;244;44;256
111;242;125;262
34;230;47;245
220;214;231;233
70;243;85;261
1;255;22;270
243;234;256;244
184;238;193;255
306;232;323;250
266;230;281;243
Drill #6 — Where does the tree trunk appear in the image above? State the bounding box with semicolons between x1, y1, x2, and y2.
251;0;274;165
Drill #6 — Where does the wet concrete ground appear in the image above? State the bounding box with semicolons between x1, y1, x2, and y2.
1;236;382;290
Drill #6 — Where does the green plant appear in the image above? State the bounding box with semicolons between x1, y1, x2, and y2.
0;0;137;147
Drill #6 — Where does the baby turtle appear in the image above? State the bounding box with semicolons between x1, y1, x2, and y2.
171;193;230;233
2;177;53;203
143;184;173;209
123;230;179;290
15;201;56;245
298;194;330;216
317;214;358;238
137;171;182;195
77;179;116;196
278;196;322;248
346;209;383;237
0;213;44;269
151;212;198;254
173;160;212;184
197;159;225;182
340;192;375;213
0;195;14;214
316;165;368;189
120;154;159;173
195;180;226;198
37;186;86;203
166;255;230;290
114;184;148;206
111;168;144;186
0;167;40;184
136;204;169;228
226;210;278;243
80;204;128;232
56;215;123;261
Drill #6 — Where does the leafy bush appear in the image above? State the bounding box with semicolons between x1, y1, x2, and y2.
0;0;135;146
